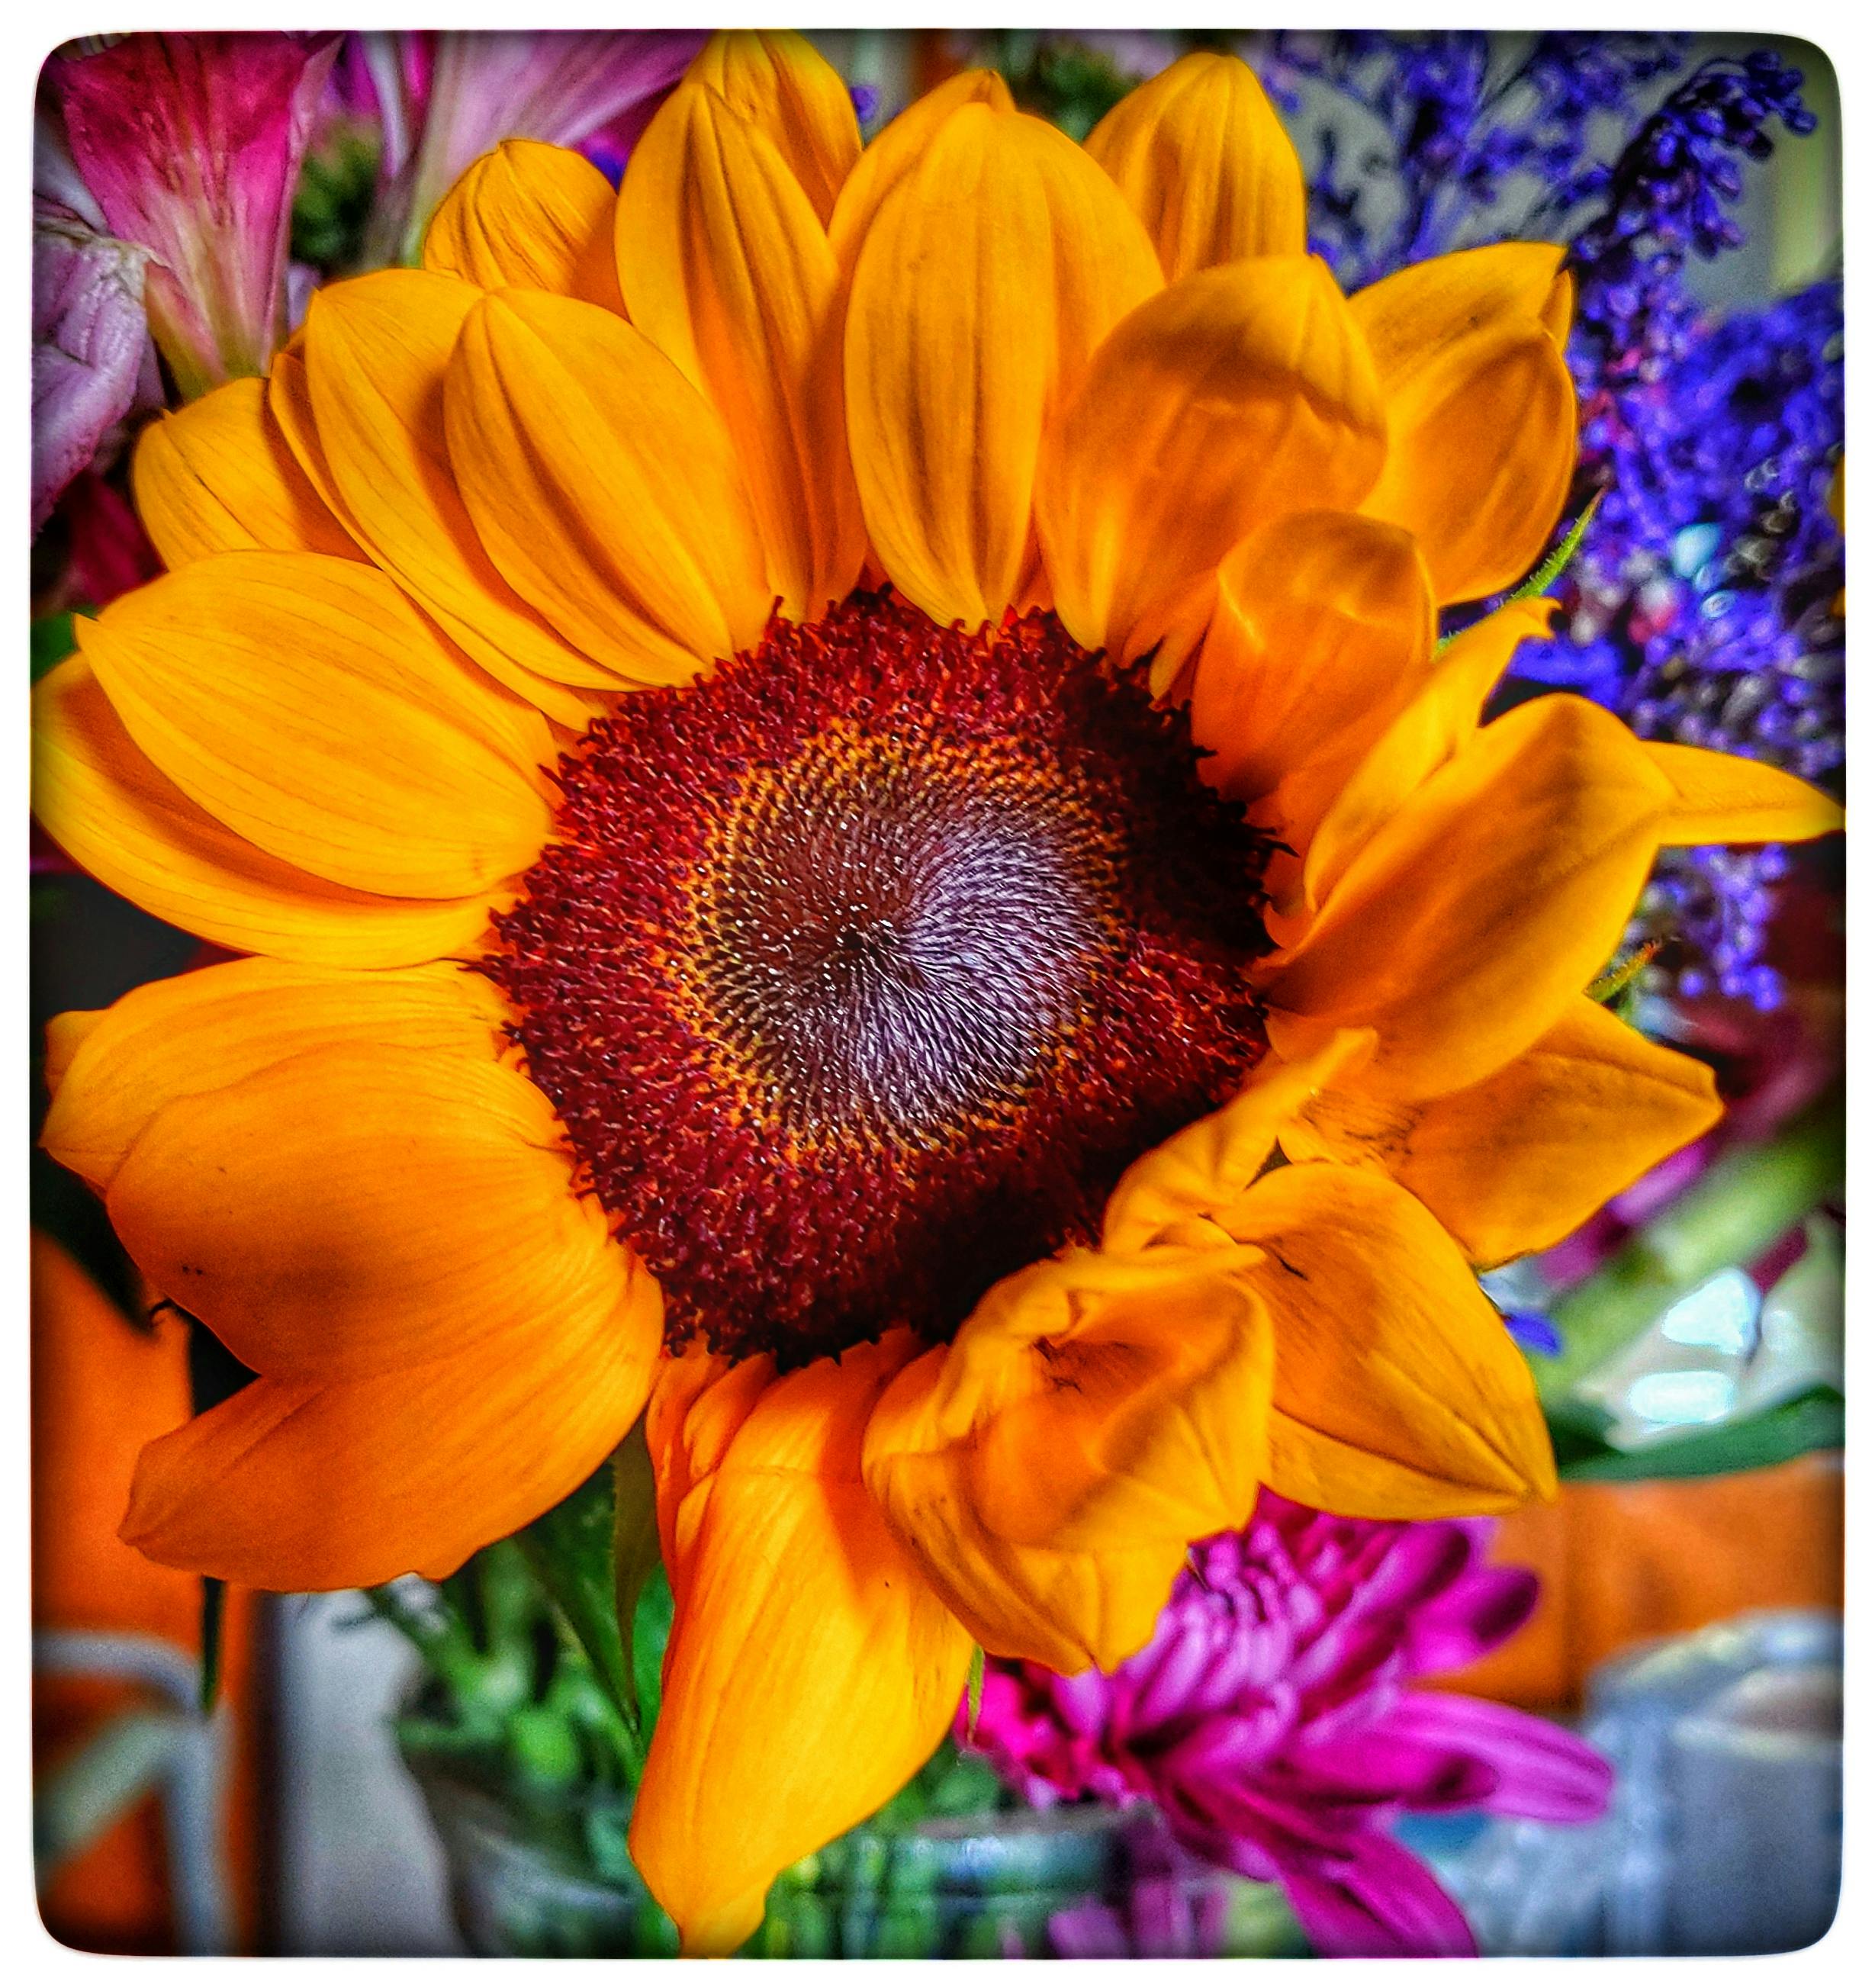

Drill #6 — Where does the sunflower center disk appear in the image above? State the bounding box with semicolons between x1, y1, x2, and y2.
487;592;1274;1362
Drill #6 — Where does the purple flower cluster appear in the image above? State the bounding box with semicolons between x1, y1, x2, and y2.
965;1493;1610;1958
1255;32;1835;1009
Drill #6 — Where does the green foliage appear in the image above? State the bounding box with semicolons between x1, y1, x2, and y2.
291;124;383;274
1547;1385;1844;1481
31;612;76;683
977;30;1137;140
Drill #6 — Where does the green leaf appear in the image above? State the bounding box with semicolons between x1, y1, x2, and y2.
1550;1386;1844;1482
515;1468;632;1729
610;1418;661;1735
1504;487;1606;606
198;1576;225;1713
965;1645;985;1743
31;612;77;684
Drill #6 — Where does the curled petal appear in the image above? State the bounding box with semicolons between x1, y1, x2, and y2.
1102;1033;1376;1253
683;29;860;226
1353;243;1578;604
31;655;498;969
447;288;772;684
632;1334;972;1955
619;84;864;619
1085;51;1307;277
1282;995;1722;1266
423;139;623;309
1036;258;1387;661
76;552;552;900
1189;511;1436;848
1208;1165;1557;1518
845;102;1162;628
132;376;360;566
863;1248;1273;1673
1283;597;1557;933
1262;694;1674;1101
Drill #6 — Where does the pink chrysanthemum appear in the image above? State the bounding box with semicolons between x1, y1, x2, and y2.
966;1491;1611;1957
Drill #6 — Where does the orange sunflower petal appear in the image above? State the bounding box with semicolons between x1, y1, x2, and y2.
76;552;552;899
1084;51;1307;278
41;957;514;1195
423;139;624;310
845;101;1163;629
105;1040;645;1387
683;29;861;228
1353;243;1578;603
1102;1031;1377;1252
301;269;625;695
826;68;1015;275
32;654;499;969
1188;510;1436;847
1281;597;1560;933
1642;741;1846;846
121;1250;661;1592
1262;693;1673;1100
1282;994;1722;1266
131;377;361;568
446;288;773;685
1035;258;1388;661
862;1248;1272;1674
631;1333;972;1956
1208;1163;1556;1517
619;83;864;620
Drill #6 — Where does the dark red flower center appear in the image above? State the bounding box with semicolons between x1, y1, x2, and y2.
486;592;1273;1362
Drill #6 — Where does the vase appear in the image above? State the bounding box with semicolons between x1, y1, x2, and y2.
402;1743;1304;1959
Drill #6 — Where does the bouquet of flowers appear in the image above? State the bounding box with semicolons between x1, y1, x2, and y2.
31;27;1842;1960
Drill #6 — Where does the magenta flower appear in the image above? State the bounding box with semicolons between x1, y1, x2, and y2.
46;32;336;400
967;1494;1611;1958
346;29;707;262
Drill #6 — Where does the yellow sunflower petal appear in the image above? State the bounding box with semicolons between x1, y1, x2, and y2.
423;139;624;310
1102;1031;1377;1252
827;68;1015;274
1210;1163;1555;1516
105;1041;642;1386
619;85;864;621
77;552;552;899
1035;258;1388;661
446;288;773;685
1188;510;1436;848
302;269;626;694
845;101;1163;629
631;1334;972;1956
1282;994;1722;1266
863;1247;1272;1674
1280;596;1558;932
131;378;361;568
1084;51;1307;278
684;29;861;228
1353;243;1578;604
1262;693;1672;1100
32;655;499;969
42;957;514;1195
1643;741;1846;846
121;1250;661;1591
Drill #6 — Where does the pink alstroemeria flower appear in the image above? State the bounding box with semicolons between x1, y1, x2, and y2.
47;32;337;401
967;1493;1611;1959
346;28;707;262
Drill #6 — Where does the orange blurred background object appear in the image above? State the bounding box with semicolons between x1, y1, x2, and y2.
1444;1452;1844;1709
31;1232;263;1954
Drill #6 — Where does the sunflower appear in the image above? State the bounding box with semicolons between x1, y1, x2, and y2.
34;33;1841;1953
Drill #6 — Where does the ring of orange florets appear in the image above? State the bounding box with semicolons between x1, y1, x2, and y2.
486;591;1275;1363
